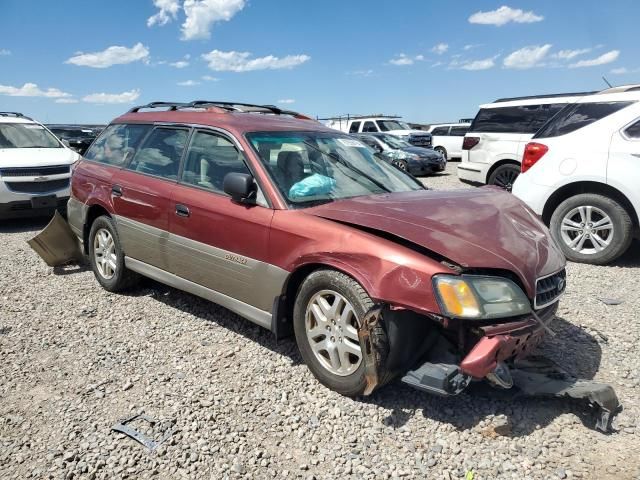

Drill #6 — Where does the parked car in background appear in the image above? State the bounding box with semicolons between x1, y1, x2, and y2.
325;115;432;148
54;100;567;401
458;91;594;190
427;122;470;160
356;132;445;175
47;124;104;155
0;112;80;218
513;84;640;265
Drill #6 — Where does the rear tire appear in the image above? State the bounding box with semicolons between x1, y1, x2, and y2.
434;146;447;159
293;269;373;397
488;163;520;191
88;215;139;292
550;194;633;265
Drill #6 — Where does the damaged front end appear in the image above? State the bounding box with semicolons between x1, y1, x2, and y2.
358;305;621;433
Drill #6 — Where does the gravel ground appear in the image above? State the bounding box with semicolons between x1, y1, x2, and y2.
1;161;639;480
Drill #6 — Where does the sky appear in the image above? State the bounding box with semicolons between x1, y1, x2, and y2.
1;0;639;125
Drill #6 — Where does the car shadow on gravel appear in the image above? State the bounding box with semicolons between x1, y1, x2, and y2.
611;239;640;267
0;217;50;233
118;280;607;436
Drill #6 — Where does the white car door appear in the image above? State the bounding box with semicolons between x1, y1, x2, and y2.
607;117;640;216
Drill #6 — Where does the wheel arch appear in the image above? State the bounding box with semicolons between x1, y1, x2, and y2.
485;158;520;184
541;181;639;227
82;203;112;254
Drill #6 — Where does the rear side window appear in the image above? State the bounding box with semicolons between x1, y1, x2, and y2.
470;104;565;134
128;127;188;180
349;121;361;133
449;126;469;136
624;119;640;139
431;127;450;136
362;121;378;133
181;130;250;194
535;102;634;139
84;124;151;166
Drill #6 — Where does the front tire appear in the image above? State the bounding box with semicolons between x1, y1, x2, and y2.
434;146;447;159
293;269;373;396
88;215;139;292
550;193;633;265
488;163;520;191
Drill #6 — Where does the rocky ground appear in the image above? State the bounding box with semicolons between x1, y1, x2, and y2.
1;162;639;479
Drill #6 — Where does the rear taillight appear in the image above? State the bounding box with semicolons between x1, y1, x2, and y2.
521;142;549;173
462;136;480;150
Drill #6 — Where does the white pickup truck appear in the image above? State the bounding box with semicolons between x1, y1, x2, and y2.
324;115;432;148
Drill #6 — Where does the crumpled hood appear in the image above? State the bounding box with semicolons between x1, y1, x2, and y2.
304;188;565;297
0;147;79;168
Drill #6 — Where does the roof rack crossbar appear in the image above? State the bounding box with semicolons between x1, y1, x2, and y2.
127;102;191;113
493;91;597;103
0;112;25;117
318;114;401;121
126;101;310;119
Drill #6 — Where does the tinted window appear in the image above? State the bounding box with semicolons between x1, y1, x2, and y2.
363;121;378;133
624;119;640;139
535;102;634;139
181;130;250;193
128;128;188;180
431;127;450;136
449;126;469;136
471;104;565;134
349;121;361;133
84;124;151;166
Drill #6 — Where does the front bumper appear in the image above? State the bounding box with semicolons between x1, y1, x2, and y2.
0;176;71;218
409;160;446;176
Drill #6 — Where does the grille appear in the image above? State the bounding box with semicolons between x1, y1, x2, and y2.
408;135;432;147
535;269;567;309
5;179;70;194
0;165;70;177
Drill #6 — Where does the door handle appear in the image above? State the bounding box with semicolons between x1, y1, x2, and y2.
111;185;123;197
175;204;190;217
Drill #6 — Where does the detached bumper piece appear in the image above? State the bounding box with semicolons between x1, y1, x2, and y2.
511;356;621;433
27;210;83;267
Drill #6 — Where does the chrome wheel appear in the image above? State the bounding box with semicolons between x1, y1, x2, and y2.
305;290;362;377
560;206;614;255
93;228;117;279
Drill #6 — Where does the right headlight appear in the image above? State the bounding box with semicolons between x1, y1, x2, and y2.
433;275;531;320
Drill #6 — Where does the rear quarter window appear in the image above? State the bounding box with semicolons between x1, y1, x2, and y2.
624;119;640;139
84;124;151;166
535;102;634;139
431;127;450;136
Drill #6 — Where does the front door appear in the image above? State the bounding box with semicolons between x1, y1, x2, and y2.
112;126;190;270
168;129;280;315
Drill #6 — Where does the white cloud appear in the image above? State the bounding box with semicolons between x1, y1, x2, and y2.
610;67;628;75
431;43;448;55
431;62;443;68
553;48;591;60
347;69;374;77
389;53;424;66
0;82;72;98
503;44;552;69
570;50;620;68
66;43;150;68
182;0;246;40
170;60;190;68
461;56;497;71
0;49;10;56
82;89;141;104
201;75;219;81
148;0;180;27
463;44;481;51
202;49;310;72
469;6;543;26
55;98;79;104
177;80;200;86
277;99;295;104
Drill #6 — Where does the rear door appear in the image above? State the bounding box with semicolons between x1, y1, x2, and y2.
112;126;190;270
169;129;278;317
608;117;640;215
447;126;468;158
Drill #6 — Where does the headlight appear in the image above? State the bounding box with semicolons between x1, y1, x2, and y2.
433;275;531;319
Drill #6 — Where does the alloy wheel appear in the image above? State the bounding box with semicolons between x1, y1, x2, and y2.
560;205;614;255
93;228;117;279
305;290;362;376
493;167;519;191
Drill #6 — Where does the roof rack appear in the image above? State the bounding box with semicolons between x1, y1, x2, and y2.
493;91;596;103
597;84;640;94
127;100;311;119
0;111;32;120
319;114;402;121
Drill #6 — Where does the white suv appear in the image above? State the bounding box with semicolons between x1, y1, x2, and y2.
324;116;432;148
0;112;80;219
458;92;592;190
427;123;470;160
513;85;640;264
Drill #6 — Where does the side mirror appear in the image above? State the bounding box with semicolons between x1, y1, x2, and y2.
223;172;256;203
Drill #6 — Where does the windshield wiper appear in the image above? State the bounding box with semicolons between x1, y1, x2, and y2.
302;140;392;193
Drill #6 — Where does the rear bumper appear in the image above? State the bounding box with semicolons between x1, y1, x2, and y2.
457;161;488;184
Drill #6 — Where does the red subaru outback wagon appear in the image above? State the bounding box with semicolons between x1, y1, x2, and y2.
67;101;567;398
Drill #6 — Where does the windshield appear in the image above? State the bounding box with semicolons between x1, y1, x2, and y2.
0;123;61;149
378;134;412;149
376;120;410;131
247;131;424;207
